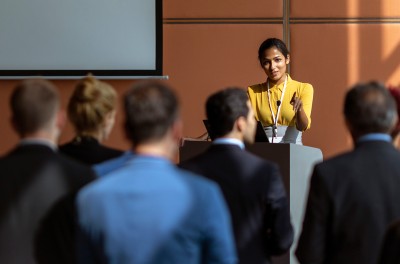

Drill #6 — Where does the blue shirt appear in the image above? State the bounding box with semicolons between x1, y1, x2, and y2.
93;150;135;177
77;155;237;264
213;138;245;150
357;133;392;143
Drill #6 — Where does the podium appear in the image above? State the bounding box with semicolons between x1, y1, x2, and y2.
179;141;323;264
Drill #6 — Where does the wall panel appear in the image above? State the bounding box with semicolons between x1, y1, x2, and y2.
164;24;283;138
164;0;282;18
291;23;400;158
0;82;18;154
291;0;400;18
290;25;351;157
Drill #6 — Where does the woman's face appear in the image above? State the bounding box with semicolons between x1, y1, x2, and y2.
260;47;290;85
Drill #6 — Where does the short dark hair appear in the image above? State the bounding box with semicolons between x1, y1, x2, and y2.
11;79;59;136
258;38;290;65
124;81;179;145
344;81;396;135
206;87;249;138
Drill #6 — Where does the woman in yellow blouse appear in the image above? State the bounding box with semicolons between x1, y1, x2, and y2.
248;38;313;144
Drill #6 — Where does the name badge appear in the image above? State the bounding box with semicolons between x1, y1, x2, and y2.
268;136;283;143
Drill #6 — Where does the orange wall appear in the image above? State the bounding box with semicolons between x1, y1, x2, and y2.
1;0;400;158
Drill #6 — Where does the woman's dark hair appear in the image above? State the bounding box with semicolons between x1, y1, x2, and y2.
258;38;290;65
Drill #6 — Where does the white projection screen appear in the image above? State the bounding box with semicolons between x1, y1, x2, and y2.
0;0;162;78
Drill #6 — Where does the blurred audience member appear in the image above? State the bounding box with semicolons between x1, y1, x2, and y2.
388;86;400;142
0;79;95;264
377;86;400;264
378;219;400;264
296;81;400;264
180;87;293;264
76;81;237;264
60;76;123;164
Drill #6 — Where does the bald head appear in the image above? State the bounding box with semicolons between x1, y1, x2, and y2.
11;79;60;137
344;81;397;137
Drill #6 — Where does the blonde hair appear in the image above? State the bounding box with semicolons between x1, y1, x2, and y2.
68;76;117;135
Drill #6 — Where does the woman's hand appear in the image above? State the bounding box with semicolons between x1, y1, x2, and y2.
290;92;309;131
290;92;303;112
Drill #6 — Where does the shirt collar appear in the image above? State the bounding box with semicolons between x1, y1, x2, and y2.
357;133;392;143
19;138;58;151
212;138;245;150
267;74;292;92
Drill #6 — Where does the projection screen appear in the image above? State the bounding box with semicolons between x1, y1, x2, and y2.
0;0;162;78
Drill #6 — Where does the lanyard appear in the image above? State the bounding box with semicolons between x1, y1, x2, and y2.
267;74;287;130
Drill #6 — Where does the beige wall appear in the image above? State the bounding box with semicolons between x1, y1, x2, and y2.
1;0;400;158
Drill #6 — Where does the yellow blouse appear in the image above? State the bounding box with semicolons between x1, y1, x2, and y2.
247;75;313;131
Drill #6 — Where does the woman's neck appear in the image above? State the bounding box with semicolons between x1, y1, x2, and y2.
77;131;102;142
268;74;287;87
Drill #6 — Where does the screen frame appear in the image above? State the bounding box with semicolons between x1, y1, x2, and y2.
0;0;163;79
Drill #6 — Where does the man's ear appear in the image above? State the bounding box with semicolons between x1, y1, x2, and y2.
390;114;399;133
10;115;20;135
172;119;183;143
345;118;359;142
104;110;116;127
344;118;352;133
55;110;66;131
236;116;247;132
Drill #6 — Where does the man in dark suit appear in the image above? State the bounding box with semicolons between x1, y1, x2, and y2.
0;79;95;264
180;87;293;264
296;81;400;264
379;219;400;264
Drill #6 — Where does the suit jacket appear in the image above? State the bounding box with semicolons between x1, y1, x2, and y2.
296;140;400;264
59;136;124;165
0;143;95;264
180;143;293;264
379;219;400;264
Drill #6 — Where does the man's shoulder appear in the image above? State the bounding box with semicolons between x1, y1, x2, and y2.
180;146;278;184
319;142;400;168
318;151;353;165
183;144;276;166
0;144;82;169
57;152;95;175
312;150;357;176
177;166;221;191
79;163;221;205
93;151;134;177
312;145;400;184
0;144;95;188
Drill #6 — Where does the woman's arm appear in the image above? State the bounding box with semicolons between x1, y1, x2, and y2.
291;84;314;131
